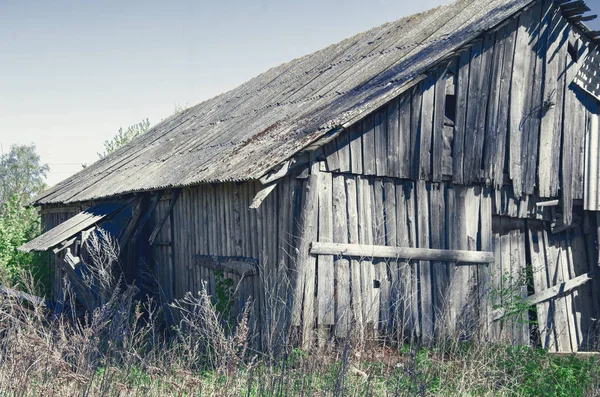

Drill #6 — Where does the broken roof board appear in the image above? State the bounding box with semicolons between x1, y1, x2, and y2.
35;0;538;205
18;200;130;253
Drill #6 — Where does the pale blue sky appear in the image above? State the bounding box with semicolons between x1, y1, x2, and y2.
2;0;600;186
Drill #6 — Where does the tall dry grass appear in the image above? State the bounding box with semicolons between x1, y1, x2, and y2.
0;232;599;396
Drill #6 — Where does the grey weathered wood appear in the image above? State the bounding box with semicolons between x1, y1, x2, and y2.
325;140;340;172
510;7;537;198
419;75;435;181
149;189;181;245
357;177;375;331
362;115;376;175
493;272;595;321
432;69;447;182
463;39;484;185
410;85;423;180
398;92;412;179
539;6;568;197
310;242;495;263
317;170;335;326
249;182;278;209
332;175;350;336
523;2;546;195
387;98;400;178
193;255;258;277
452;49;470;185
345;176;364;334
375;107;388;176
259;159;293;185
337;129;351;173
429;183;447;336
349;124;363;174
484;25;506;184
494;18;518;190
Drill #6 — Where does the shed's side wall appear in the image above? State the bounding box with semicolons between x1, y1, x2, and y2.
149;178;304;341
323;1;597;224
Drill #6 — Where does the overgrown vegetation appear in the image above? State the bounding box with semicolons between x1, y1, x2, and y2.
1;232;599;396
0;144;49;293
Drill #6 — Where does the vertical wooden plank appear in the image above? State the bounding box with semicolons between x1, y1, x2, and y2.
345;176;363;336
490;216;502;341
398;92;412;179
317;170;334;327
373;179;387;333
494;18;518;190
332;175;350;337
395;181;413;339
417;181;433;344
510;6;537;198
430;183;447;337
387;98;400;178
539;5;568;197
405;181;420;338
484;25;506;184
362;115;376;176
558;231;578;351
358;177;375;335
383;179;397;335
463;39;485;185
562;56;575;226
517;221;529;346
453;49;470;185
325;141;340;172
528;221;552;350
545;228;571;352
348;123;363;174
419;74;435;180
369;179;381;333
479;187;493;341
473;33;495;184
375;107;388;176
291;166;320;349
465;187;481;338
349;124;363;175
523;2;549;195
432;69;447;182
411;84;423;180
565;228;583;350
337;130;351;173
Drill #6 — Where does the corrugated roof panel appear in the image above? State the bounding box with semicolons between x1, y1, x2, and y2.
34;0;537;205
18;200;130;253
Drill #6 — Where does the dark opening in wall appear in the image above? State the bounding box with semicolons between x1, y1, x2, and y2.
445;94;457;125
568;39;580;63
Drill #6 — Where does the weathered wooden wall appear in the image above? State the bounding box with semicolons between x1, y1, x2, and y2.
323;1;597;225
291;163;497;345
149;178;304;342
40;205;84;300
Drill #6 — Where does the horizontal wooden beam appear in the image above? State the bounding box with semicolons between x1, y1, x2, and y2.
310;242;494;264
492;271;596;321
536;199;560;207
193;255;258;277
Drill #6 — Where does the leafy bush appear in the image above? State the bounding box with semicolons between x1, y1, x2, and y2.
0;195;49;293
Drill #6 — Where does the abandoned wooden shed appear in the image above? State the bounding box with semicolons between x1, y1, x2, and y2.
19;0;600;353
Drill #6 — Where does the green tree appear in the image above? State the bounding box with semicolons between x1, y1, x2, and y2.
0;144;49;206
0;144;49;292
0;195;48;291
99;118;151;158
